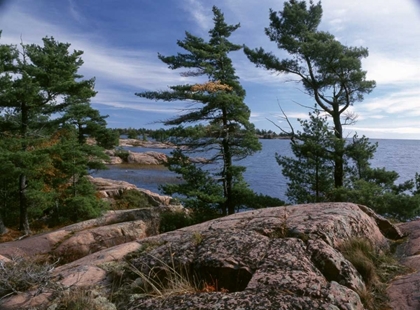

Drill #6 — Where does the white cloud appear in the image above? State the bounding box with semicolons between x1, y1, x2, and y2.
68;0;85;24
181;0;212;31
363;53;420;86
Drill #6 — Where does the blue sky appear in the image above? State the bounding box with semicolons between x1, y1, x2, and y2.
1;0;420;139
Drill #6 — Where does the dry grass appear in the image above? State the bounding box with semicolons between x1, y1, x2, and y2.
0;256;59;300
340;238;409;310
269;207;290;238
107;247;207;308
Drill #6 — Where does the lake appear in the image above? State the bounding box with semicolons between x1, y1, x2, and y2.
91;139;420;202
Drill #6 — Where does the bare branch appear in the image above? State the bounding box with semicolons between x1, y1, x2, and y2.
342;110;358;126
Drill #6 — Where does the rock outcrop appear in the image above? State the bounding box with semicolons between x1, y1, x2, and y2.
0;202;404;310
0;207;183;263
387;219;420;310
87;176;173;206
127;151;168;165
119;139;175;149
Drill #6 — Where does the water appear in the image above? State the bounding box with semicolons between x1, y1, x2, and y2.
91;139;420;202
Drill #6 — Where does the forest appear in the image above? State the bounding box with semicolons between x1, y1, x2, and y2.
0;0;419;236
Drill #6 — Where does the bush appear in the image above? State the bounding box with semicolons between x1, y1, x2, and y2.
114;148;130;162
159;211;194;233
112;189;152;210
331;180;420;220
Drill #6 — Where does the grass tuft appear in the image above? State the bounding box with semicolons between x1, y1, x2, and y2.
340;237;409;310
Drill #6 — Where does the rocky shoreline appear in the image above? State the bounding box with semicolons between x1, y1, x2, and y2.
0;201;416;309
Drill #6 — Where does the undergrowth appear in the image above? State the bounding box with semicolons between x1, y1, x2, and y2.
111;189;152;210
0;256;59;300
340;237;410;310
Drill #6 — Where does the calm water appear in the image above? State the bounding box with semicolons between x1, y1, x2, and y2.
91;139;420;202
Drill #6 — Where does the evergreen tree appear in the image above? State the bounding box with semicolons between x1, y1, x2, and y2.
0;34;110;233
244;0;375;188
60;100;119;149
277;107;336;203
136;7;261;215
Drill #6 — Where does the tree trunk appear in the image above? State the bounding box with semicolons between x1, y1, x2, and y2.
19;173;31;235
0;214;7;235
332;106;344;188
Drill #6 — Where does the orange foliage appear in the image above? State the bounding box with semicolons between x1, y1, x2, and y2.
190;80;233;93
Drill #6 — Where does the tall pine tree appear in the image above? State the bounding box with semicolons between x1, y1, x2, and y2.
136;7;262;215
244;0;375;188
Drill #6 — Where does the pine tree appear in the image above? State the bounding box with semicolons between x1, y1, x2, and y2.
244;0;375;188
276;107;336;203
0;35;110;234
136;7;261;215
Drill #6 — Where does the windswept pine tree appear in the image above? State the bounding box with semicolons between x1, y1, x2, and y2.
244;0;376;188
136;7;264;216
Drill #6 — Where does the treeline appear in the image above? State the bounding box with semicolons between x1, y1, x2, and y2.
115;126;288;141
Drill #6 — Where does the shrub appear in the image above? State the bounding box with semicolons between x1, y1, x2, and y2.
114;148;130;162
159;211;193;233
112;189;152;210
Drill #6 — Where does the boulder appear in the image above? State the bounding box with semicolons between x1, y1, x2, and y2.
127;151;168;165
357;204;404;239
87;176;173;206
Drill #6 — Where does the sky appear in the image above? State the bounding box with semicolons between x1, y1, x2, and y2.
0;0;420;139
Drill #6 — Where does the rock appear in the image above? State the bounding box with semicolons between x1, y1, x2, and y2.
119;139;175;149
1;202;398;310
189;156;211;164
127;151;167;165
52;220;149;262
125;203;376;309
387;219;420;310
87;176;173;206
106;156;124;164
357;204;405;239
0;207;178;261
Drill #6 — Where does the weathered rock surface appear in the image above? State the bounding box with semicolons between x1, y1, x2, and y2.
0;203;401;310
87;176;173;206
119;139;175;149
127;151;168;165
0;207;181;262
387;219;420;310
103;149;119;164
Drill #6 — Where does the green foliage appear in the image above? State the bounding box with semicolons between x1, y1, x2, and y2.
136;7;261;215
332;178;420;221
159;211;194;233
0;33;110;232
127;128;139;139
276;105;420;219
277;107;336;203
244;0;375;188
112;189;151;210
114;147;130;162
160;149;224;221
